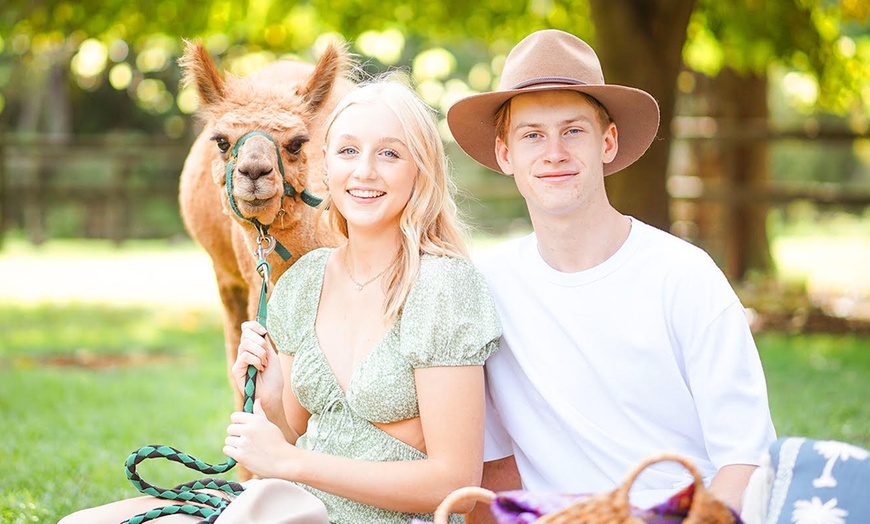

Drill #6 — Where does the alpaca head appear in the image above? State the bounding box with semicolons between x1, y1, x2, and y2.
180;40;350;228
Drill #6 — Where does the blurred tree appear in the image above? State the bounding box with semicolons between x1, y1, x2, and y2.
589;0;696;233
0;0;867;257
677;0;870;277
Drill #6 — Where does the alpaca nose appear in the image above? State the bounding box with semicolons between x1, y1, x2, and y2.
236;156;274;180
235;136;276;180
238;163;274;180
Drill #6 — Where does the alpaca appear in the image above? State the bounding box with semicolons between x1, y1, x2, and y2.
178;41;353;409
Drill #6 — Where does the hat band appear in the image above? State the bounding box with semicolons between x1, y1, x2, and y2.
510;76;589;90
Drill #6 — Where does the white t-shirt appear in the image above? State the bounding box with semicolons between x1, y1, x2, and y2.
475;218;776;509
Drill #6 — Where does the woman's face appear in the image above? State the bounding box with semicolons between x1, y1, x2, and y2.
324;101;417;236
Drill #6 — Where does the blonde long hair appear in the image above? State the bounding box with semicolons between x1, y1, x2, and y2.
319;76;469;319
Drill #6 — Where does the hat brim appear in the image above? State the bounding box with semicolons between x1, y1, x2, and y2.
447;84;660;176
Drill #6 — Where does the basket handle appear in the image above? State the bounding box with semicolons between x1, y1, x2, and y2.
432;454;731;524
537;453;733;524
616;452;707;505
433;486;496;524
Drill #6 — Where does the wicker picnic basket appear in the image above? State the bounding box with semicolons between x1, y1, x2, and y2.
433;453;736;524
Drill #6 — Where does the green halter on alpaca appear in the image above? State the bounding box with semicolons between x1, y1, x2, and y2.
224;130;324;262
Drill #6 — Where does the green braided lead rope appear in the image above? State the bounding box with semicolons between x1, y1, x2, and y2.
121;254;273;524
121;128;317;523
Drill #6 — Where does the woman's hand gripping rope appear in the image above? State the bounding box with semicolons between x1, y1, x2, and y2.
225;321;294;478
119;247;273;524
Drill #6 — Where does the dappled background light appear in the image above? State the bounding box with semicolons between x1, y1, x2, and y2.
0;0;868;309
357;29;405;65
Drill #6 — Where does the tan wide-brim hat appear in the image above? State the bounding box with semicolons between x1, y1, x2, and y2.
447;29;660;176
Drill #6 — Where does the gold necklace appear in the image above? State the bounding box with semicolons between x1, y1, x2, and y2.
344;247;391;291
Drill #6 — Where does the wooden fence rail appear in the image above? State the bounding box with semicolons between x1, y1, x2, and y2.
0;133;192;245
668;118;870;277
1;128;868;263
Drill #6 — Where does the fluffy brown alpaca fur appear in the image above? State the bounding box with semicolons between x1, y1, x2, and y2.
178;41;353;412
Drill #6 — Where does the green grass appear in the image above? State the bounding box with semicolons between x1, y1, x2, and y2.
0;303;234;523
0;303;223;358
758;332;870;447
0;236;204;258
1;303;869;522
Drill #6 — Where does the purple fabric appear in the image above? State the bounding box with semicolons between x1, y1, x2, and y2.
413;484;743;523
489;484;743;523
489;491;587;523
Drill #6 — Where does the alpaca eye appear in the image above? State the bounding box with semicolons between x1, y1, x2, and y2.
286;136;309;156
213;137;230;154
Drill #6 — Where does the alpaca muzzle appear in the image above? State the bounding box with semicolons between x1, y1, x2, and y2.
224;130;324;261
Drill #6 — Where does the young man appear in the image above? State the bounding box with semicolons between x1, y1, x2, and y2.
447;29;776;518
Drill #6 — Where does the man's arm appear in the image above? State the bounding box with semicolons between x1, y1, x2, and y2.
708;464;757;513
466;455;522;524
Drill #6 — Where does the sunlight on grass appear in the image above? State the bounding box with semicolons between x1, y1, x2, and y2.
0;237;221;307
770;212;870;295
768;213;870;319
0;237;204;258
0;303;224;358
773;235;870;295
2;216;868;308
1;303;231;522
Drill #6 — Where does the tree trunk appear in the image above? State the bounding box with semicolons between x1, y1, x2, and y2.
16;50;74;245
589;0;696;231
704;68;772;278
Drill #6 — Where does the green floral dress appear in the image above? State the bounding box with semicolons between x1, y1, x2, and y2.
267;248;502;524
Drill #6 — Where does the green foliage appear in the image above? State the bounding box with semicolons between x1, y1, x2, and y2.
3;1;221;42
688;0;822;75
2;1;866;139
0;0;587;50
3;1;867;117
0;1;593;142
685;0;870;115
1;2;868;244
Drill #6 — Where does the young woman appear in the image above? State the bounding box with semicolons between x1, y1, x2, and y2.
60;78;502;524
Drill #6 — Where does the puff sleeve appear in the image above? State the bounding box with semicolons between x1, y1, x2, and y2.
398;255;502;368
266;248;329;355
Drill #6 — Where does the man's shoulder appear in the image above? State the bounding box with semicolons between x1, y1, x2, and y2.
632;219;713;265
631;220;734;299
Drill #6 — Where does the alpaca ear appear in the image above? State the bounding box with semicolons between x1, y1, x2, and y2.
301;41;350;113
179;40;226;108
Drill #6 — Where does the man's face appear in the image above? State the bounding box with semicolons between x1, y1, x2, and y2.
494;90;617;219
